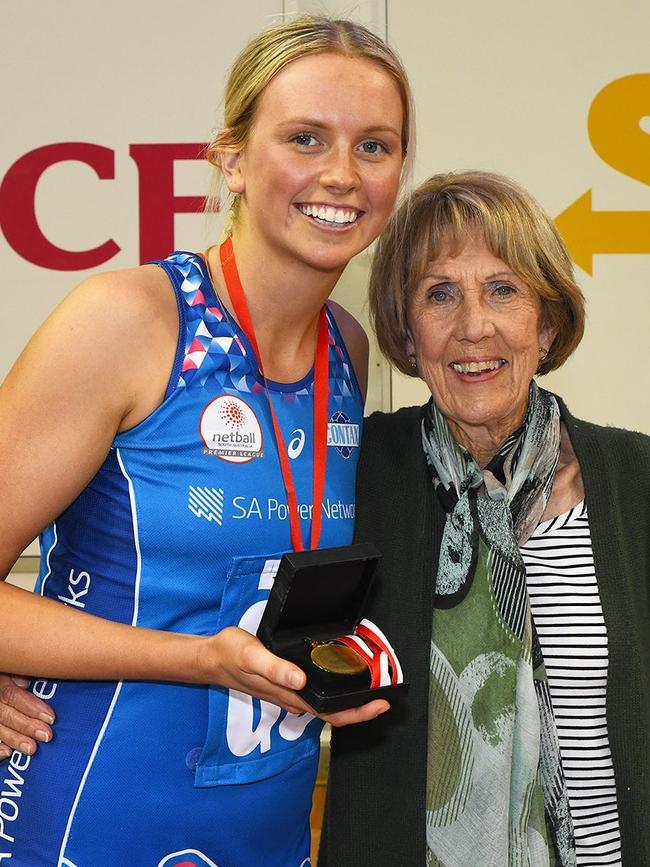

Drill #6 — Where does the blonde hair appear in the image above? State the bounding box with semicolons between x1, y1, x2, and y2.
370;170;585;377
205;15;414;219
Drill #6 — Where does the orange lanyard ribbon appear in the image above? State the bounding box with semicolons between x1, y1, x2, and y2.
219;236;329;552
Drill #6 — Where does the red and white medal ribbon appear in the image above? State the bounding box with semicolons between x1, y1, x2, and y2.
336;618;404;688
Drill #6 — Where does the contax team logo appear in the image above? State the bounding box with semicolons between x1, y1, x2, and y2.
327;410;360;459
200;395;263;463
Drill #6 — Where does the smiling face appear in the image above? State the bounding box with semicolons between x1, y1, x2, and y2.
220;52;404;277
407;232;556;459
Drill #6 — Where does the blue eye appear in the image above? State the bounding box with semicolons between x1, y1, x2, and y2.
429;287;451;303
493;283;515;297
292;133;318;147
358;140;385;155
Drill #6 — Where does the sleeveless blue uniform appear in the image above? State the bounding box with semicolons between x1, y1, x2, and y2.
3;252;363;867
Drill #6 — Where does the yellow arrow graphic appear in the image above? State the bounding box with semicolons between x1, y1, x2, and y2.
554;189;650;275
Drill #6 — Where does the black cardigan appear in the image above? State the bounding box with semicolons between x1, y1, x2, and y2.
320;399;650;866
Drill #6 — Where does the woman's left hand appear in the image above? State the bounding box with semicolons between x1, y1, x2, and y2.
0;673;55;760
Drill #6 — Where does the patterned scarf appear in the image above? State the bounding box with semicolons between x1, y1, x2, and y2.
422;382;576;867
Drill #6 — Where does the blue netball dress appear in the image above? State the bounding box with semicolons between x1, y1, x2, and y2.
3;252;363;867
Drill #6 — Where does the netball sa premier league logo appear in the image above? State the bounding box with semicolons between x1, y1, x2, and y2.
200;395;263;463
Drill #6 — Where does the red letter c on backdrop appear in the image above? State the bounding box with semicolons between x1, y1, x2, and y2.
0;142;120;271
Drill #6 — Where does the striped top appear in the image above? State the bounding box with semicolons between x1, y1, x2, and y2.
521;501;622;866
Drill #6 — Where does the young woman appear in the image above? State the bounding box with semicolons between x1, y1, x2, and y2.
0;17;412;865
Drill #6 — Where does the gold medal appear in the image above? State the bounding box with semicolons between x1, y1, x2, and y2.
310;642;367;675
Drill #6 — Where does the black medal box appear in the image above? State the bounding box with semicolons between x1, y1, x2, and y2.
256;542;409;713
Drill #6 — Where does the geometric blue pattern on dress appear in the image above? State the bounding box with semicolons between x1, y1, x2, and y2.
165;250;356;405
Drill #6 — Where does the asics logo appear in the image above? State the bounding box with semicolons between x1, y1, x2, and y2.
287;428;306;460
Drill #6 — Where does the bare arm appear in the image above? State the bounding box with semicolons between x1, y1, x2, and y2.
0;272;386;753
0;267;303;688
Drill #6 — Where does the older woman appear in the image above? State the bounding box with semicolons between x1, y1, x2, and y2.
320;171;650;867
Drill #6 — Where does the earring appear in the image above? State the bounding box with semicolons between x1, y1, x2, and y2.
408;355;417;370
539;347;548;361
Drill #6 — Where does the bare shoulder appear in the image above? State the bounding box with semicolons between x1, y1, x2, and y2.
0;264;179;568
327;300;369;400
41;263;178;426
60;263;176;334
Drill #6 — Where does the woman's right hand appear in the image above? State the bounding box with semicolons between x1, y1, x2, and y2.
198;627;390;725
199;627;310;714
0;625;387;762
0;674;55;760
